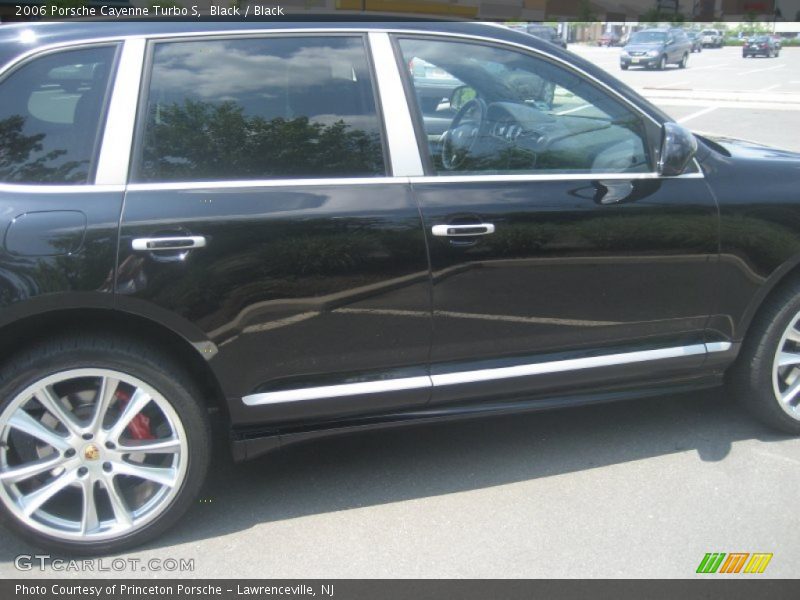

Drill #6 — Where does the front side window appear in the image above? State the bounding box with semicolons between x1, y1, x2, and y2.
136;36;386;182
398;37;652;175
0;45;117;184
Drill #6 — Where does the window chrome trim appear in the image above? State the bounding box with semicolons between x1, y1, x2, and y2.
241;342;731;406
0;184;125;194
126;177;403;192
95;37;146;186
368;32;425;177
410;171;704;184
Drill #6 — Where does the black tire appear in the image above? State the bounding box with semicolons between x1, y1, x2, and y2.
729;279;800;435
620;64;629;70
679;53;688;69
0;335;211;554
657;55;666;70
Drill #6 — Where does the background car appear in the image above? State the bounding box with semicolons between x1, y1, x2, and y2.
700;28;724;48
620;28;692;70
743;35;780;57
770;34;783;49
686;31;703;53
597;32;620;47
526;24;567;49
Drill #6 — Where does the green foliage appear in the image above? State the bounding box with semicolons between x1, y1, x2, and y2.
141;100;384;181
0;115;87;183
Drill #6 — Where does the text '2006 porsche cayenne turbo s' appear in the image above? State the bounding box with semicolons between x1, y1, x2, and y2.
0;21;799;554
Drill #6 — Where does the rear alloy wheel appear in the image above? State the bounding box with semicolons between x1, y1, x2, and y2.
0;337;210;553
730;280;800;434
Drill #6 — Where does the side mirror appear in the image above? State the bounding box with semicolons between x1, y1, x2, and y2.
659;122;698;176
450;85;476;112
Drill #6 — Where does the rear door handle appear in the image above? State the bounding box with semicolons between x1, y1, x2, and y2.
431;224;495;237
131;236;207;251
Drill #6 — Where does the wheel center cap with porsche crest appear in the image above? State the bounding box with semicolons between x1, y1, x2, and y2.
83;444;100;461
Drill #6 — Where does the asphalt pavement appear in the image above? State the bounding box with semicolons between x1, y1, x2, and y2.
1;42;799;581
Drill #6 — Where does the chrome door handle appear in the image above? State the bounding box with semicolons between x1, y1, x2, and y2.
431;224;495;237
131;236;207;251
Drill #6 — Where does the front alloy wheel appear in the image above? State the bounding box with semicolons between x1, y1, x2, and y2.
0;337;210;553
731;280;800;434
771;314;800;421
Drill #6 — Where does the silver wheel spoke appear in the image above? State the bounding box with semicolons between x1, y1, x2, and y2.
0;454;67;484
88;376;119;433
787;328;800;344
80;478;100;535
9;410;71;452
33;386;81;437
117;437;181;455
113;461;177;488
779;351;800;368
20;468;78;517
103;476;133;528
781;379;800;405
106;388;151;442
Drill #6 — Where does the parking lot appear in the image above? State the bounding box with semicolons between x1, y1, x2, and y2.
2;38;800;581
572;44;800;152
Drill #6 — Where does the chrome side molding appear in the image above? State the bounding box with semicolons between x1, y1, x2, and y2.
241;342;732;406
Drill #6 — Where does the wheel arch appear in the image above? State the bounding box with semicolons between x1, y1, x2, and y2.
0;304;229;424
737;254;800;343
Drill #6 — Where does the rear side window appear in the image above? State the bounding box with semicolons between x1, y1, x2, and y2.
136;36;386;182
0;45;117;184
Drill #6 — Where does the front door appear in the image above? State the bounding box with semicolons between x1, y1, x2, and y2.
395;35;718;405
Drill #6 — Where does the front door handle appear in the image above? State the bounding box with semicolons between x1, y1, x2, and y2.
131;236;207;251
431;224;495;237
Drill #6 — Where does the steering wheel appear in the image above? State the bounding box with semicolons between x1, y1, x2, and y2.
441;97;487;171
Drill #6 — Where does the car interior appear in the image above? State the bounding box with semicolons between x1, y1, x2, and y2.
402;40;652;175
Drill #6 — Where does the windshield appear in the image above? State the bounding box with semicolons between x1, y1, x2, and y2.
629;31;666;44
701;30;716;35
750;36;769;42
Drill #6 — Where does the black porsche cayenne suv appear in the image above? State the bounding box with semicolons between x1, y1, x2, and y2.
0;21;799;554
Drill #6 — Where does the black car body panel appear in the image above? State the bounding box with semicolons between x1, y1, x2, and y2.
1;21;799;460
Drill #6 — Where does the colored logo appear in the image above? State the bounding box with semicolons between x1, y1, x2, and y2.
696;552;773;574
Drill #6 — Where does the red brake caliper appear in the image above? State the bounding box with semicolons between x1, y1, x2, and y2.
115;389;154;440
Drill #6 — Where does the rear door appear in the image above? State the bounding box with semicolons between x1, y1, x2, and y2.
118;32;432;426
394;34;719;405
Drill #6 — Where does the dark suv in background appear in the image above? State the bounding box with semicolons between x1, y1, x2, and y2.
1;21;800;556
